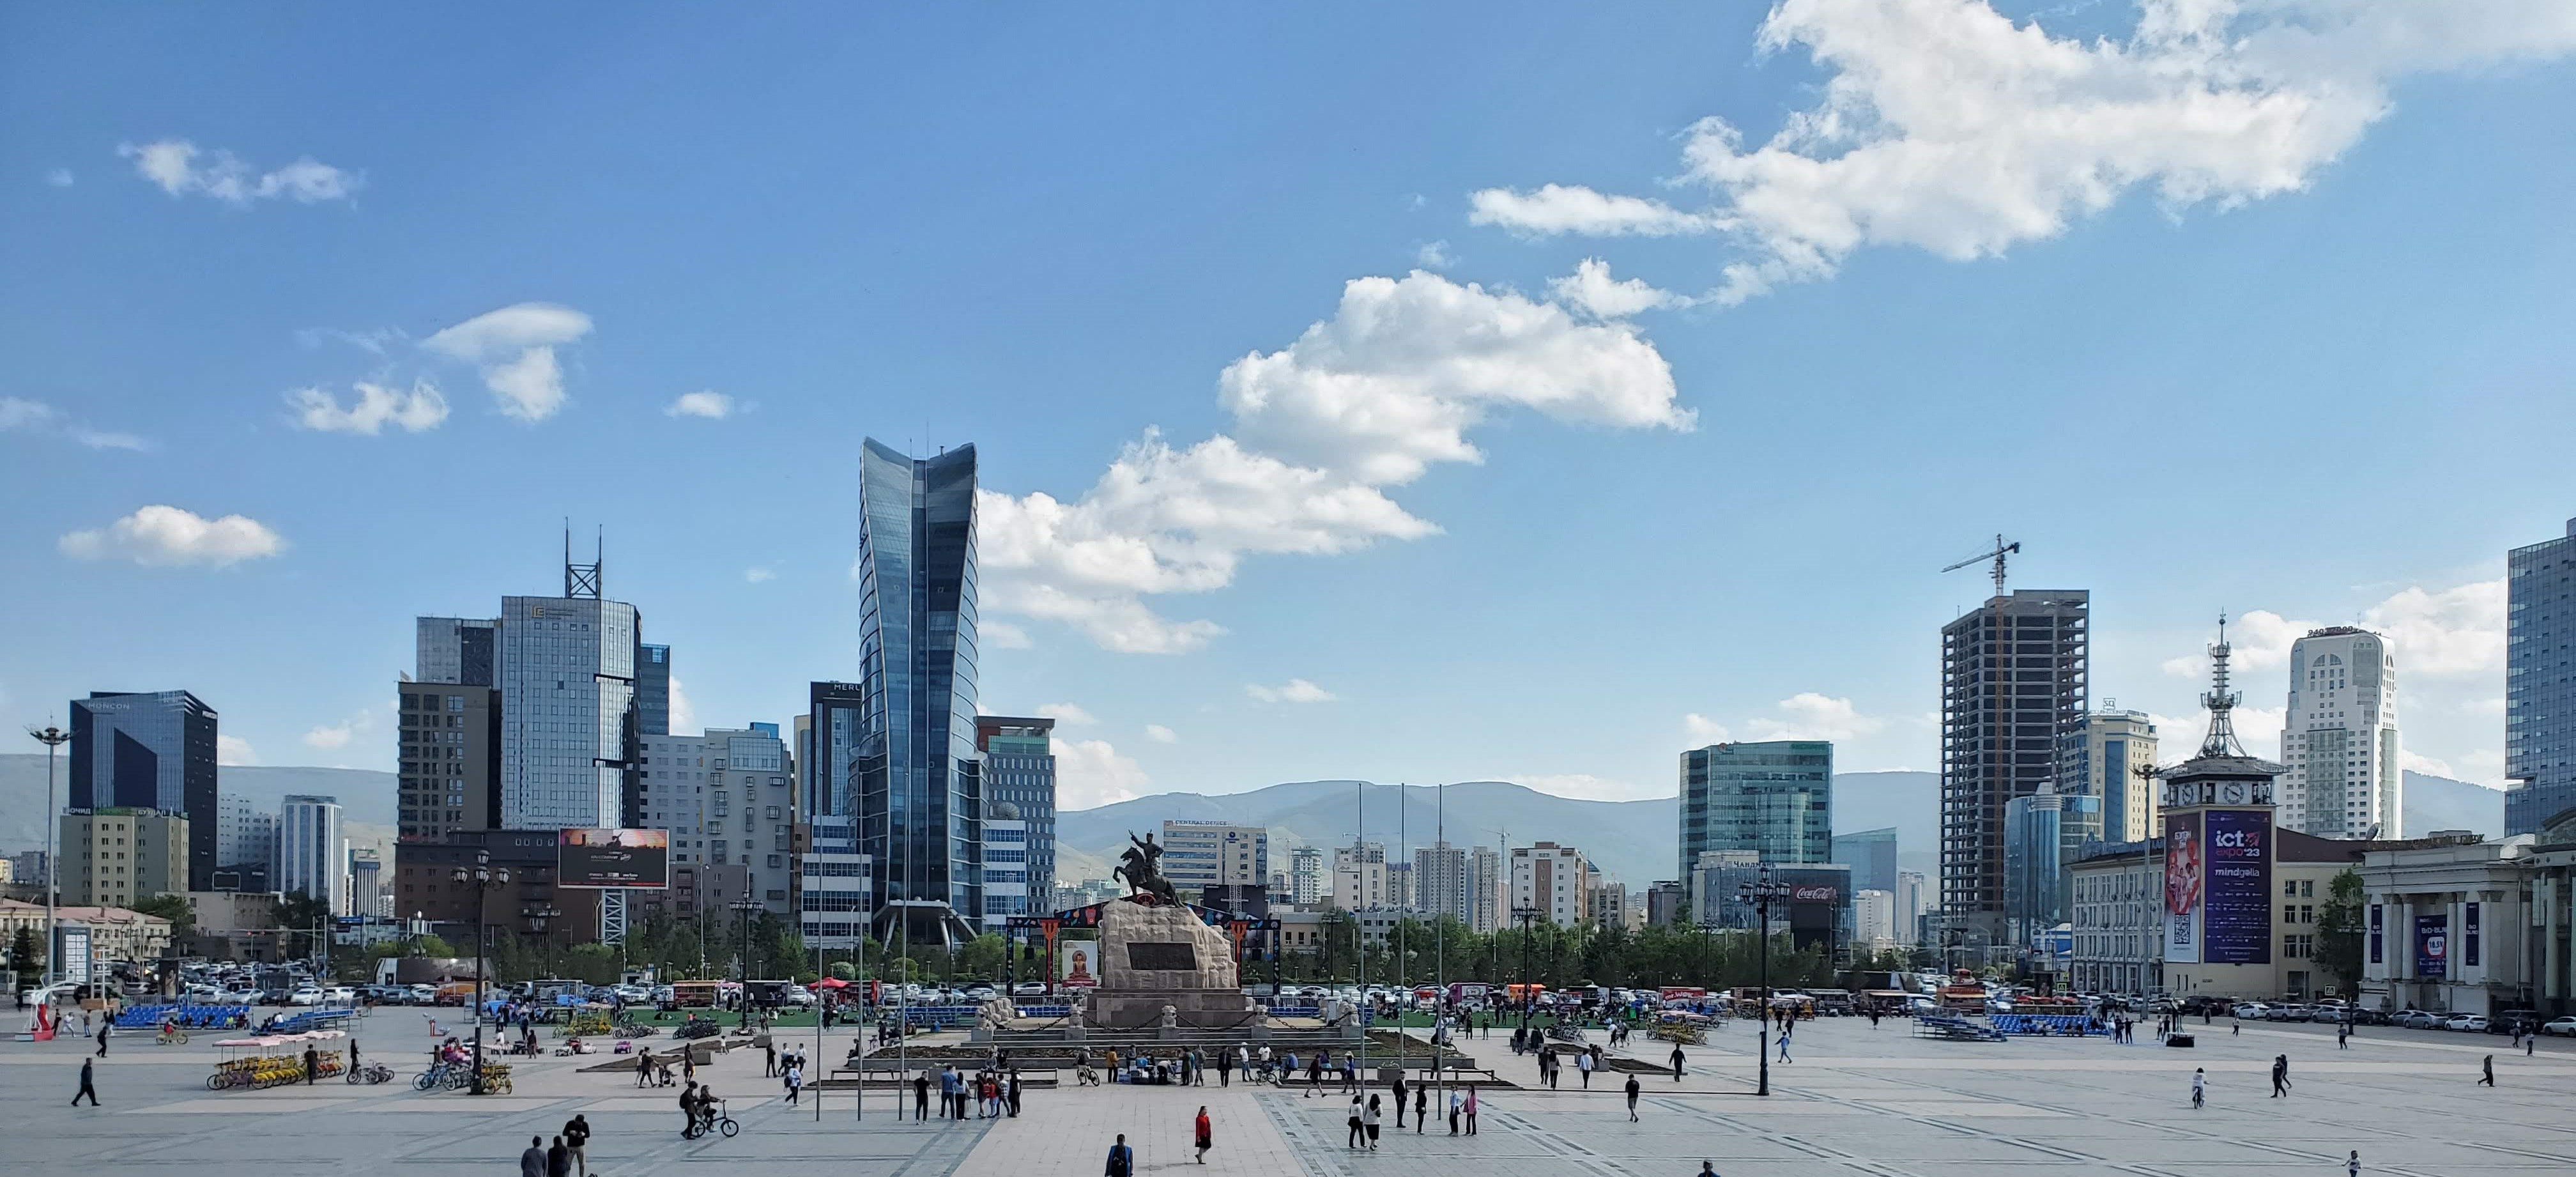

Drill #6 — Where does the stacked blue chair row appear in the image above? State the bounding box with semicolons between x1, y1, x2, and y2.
116;1003;249;1029
1990;1013;2104;1036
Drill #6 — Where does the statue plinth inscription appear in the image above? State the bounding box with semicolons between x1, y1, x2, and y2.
1125;942;1199;972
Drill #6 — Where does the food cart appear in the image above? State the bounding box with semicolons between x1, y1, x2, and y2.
208;1030;346;1089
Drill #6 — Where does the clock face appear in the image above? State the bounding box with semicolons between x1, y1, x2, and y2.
2221;782;2248;805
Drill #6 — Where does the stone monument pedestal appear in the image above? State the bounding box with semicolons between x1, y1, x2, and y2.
1080;897;1261;1031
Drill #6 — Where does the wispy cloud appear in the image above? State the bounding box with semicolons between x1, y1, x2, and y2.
1038;703;1098;727
1144;724;1178;744
286;380;448;435
423;303;592;422
1246;679;1336;704
743;567;774;584
44;168;73;188
1;396;152;451
665;390;735;419
118;139;362;206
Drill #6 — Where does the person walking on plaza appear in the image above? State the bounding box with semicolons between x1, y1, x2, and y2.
95;1020;110;1058
1464;1084;1478;1135
1009;1070;1024;1117
2191;1067;2205;1109
2347;1150;2361;1176
1342;1051;1358;1094
765;1039;778;1077
1670;1043;1686;1081
519;1136;547;1177
1413;1082;1427;1133
1698;1164;1719;1177
1194;1105;1213;1165
2479;1054;2495;1086
563;1115;590;1177
2270;1055;2288;1097
305;1043;321;1085
1104;1133;1134;1177
1308;1050;1326;1096
1577;1049;1595;1088
72;1056;100;1107
1363;1094;1383;1151
1777;1027;1793;1065
1392;1070;1407;1127
1347;1094;1365;1150
1625;1073;1641;1121
783;1058;802;1105
638;1050;656;1088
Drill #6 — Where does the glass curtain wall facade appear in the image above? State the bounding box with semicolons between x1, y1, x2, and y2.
1830;827;1899;894
499;596;640;829
978;716;1056;919
2508;518;2576;835
637;644;671;737
68;690;219;891
1679;740;1834;875
852;439;983;945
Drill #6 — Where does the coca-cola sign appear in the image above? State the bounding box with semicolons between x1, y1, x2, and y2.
1791;886;1838;902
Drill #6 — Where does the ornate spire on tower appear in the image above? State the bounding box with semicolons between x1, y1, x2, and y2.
2198;613;2245;758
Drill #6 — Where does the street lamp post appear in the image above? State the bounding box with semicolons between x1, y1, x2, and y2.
452;849;510;1095
1512;906;1540;1033
27;725;70;987
526;905;561;980
1736;866;1791;1098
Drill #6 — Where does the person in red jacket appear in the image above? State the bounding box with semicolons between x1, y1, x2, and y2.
1194;1105;1213;1164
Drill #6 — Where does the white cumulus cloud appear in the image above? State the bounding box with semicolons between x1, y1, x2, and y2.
1053;737;1149;808
1144;724;1178;744
1037;703;1098;727
45;168;73;187
423;302;593;422
286;380;448;435
977;271;1690;651
1414;240;1456;270
1473;1;2576;305
1550;258;1692;319
303;723;353;750
60;505;285;567
981;621;1033;650
1746;692;1885;742
1683;713;1732;744
668;675;696;734
1246;679;1336;704
216;735;257;765
666;390;735;419
118;139;362;205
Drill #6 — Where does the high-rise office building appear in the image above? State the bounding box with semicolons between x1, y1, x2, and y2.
2002;783;2065;939
1896;870;1929;944
1469;845;1505;932
2508;518;2576;835
1160;820;1268;895
398;681;500;841
700;724;798;914
1855;888;1897;946
979;717;1058;918
1679;740;1833;875
2281;627;2402;839
215;794;274;879
68;690;219;891
850;440;983;945
1588;877;1629;930
1288;846;1325;905
61;809;189;907
1413;842;1469;923
2085;709;2161;842
348;848;385;919
278;795;347;914
636;731;741;927
498;586;642;830
981;804;1028;932
1510;842;1591;928
805;682;868;822
415;617;498;686
636;644;672;737
1940;588;2089;947
1830;827;1899;895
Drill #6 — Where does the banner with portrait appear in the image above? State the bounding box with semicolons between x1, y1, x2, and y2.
2162;810;2203;964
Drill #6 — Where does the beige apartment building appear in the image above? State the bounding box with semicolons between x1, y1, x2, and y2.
61;808;189;908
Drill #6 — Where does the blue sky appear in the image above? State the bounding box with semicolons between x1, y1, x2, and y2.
5;3;2572;812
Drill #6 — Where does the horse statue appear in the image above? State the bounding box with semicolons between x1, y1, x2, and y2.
1114;831;1181;907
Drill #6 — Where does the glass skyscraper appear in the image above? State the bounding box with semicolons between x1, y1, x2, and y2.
2508;517;2576;835
636;643;671;737
68;689;219;891
978;716;1057;925
498;594;640;829
1678;739;1833;875
851;439;983;946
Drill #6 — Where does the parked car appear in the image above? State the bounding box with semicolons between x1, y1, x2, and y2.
2542;1016;2576;1038
2490;1009;2540;1035
2446;1014;2490;1032
323;986;356;1004
2232;1003;2271;1019
286;987;324;1006
1010;981;1048;997
2394;1010;2444;1029
963;986;997;1003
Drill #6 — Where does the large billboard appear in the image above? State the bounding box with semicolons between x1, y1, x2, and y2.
2162;810;2203;964
2201;809;2272;964
556;828;670;888
2414;913;2448;978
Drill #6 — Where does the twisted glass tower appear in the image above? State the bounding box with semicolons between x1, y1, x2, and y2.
852;439;983;946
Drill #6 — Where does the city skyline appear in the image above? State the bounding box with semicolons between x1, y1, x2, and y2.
6;6;2570;815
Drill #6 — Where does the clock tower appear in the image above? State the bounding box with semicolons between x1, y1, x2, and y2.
2147;617;2288;992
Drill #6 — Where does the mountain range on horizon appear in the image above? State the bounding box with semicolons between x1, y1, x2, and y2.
0;756;2510;895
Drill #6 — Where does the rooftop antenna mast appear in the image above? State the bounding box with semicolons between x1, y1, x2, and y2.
565;519;602;599
1940;534;2020;599
2199;613;2244;758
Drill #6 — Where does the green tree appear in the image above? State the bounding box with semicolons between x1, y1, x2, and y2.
275;890;332;960
2313;867;2366;996
7;927;42;975
129;893;196;944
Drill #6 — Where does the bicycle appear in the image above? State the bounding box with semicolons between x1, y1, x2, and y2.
157;1027;190;1046
682;1098;739;1139
348;1061;395;1084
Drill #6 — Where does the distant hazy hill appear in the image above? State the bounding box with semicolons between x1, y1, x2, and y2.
0;753;395;856
2401;770;2504;837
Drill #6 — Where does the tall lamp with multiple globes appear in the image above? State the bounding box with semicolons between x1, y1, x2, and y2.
452;850;510;1095
1736;866;1792;1098
26;724;70;987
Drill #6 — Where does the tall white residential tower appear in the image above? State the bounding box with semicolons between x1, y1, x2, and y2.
2280;626;2401;839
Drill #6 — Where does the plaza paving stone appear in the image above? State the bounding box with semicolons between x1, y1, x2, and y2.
5;1012;2571;1175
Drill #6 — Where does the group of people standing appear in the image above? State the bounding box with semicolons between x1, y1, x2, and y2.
913;1063;1022;1119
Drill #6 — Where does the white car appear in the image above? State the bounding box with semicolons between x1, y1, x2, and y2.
965;987;997;1003
2232;1003;2271;1019
1011;982;1049;997
2446;1014;2489;1032
2541;1016;2576;1037
323;986;356;1004
286;987;324;1006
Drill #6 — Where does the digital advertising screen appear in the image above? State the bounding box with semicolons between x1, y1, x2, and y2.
556;827;671;888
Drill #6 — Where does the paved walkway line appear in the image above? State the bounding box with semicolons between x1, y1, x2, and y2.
951;1086;1296;1177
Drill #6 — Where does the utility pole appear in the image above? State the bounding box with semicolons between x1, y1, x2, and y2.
27;724;70;987
1737;866;1790;1097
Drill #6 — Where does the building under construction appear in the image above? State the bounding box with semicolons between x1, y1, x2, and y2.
1937;587;2090;955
